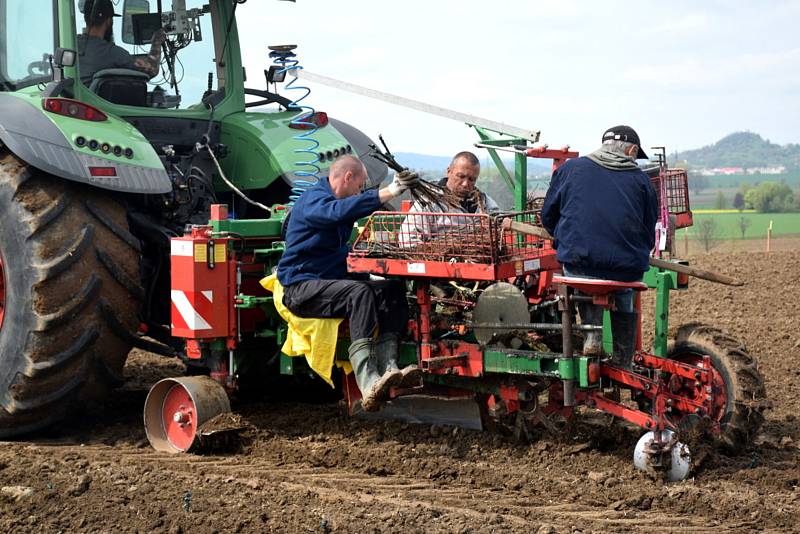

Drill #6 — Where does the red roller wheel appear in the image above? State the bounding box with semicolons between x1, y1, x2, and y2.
144;376;231;453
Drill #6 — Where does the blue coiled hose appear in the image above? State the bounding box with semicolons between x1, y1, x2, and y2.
270;49;320;204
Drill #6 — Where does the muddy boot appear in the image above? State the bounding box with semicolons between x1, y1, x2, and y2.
349;338;402;412
578;302;604;356
375;333;422;389
610;311;638;369
375;333;399;375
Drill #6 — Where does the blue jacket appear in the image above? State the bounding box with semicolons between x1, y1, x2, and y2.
277;178;382;286
541;157;658;281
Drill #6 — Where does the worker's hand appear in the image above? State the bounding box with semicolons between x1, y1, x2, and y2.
152;28;167;45
396;170;420;188
386;170;419;197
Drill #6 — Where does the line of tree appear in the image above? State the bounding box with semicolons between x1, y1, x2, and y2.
740;181;796;212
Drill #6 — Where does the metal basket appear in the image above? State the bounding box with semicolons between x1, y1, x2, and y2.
651;169;693;228
348;210;558;280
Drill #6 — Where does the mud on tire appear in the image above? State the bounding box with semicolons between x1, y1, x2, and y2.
0;149;143;436
669;322;767;451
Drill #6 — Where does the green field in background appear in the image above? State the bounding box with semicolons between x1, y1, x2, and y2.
686;212;800;239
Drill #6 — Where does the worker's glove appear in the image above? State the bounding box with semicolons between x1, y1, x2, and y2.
387;170;419;197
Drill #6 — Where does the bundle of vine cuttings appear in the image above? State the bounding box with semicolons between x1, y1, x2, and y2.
368;135;464;211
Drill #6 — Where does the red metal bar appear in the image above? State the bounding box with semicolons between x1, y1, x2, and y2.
416;283;434;364
524;146;579;172
347;256;561;281
633;353;711;381
587;390;659;430
424;341;484;377
601;364;708;421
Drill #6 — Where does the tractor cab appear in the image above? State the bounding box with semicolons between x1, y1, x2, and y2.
74;0;214;109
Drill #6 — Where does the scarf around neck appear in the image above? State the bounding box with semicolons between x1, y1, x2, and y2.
586;148;639;171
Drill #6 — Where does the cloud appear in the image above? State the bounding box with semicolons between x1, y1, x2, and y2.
623;48;800;89
233;0;800;155
651;12;710;35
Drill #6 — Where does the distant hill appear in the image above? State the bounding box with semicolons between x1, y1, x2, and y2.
674;132;800;170
394;152;552;176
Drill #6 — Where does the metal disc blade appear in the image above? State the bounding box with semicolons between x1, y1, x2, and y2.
473;282;529;344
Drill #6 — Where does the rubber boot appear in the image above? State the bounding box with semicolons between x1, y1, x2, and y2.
375;333;422;389
348;338;402;412
578;302;604;356
610;311;639;369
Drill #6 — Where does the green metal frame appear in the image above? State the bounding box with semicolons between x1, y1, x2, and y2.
40;1;358;194
642;266;680;357
471;126;528;211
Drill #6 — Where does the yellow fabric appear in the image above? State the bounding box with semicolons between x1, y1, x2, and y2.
260;274;351;387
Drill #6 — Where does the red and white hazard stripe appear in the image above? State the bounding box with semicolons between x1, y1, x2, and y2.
171;290;214;331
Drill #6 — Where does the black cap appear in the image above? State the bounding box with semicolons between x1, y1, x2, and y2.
83;0;121;24
601;125;648;160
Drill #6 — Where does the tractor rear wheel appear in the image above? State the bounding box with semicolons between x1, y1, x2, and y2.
0;149;143;436
668;323;766;451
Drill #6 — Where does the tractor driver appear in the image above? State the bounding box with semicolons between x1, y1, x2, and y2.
541;125;658;368
277;155;422;412
398;151;499;248
77;0;166;85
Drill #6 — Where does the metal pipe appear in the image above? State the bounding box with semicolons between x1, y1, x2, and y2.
469;322;602;331
228;349;235;388
559;286;575;406
529;298;560;312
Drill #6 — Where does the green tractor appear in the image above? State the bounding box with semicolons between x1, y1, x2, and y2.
0;0;385;436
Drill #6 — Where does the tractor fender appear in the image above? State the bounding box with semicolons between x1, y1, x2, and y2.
0;94;171;194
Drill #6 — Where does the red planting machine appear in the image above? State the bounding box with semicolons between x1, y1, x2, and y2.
145;142;766;481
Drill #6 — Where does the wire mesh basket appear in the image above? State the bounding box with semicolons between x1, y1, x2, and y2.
651;169;693;228
348;210;558;280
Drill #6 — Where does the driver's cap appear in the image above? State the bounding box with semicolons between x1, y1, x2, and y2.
83;0;121;23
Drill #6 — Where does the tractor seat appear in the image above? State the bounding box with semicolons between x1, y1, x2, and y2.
88;68;149;107
552;275;647;296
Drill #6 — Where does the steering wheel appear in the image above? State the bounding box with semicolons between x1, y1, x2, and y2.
244;88;295;109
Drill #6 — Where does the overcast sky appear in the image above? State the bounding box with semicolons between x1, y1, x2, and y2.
236;1;799;159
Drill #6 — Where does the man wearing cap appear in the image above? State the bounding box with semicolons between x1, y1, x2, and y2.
541;125;658;368
77;0;166;85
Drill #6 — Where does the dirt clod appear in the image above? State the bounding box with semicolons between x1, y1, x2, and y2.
1;486;34;502
69;475;91;497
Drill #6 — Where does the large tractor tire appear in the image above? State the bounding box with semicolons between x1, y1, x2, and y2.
668;323;767;451
0;149;143;436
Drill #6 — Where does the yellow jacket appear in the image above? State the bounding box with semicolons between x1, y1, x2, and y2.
260;274;351;387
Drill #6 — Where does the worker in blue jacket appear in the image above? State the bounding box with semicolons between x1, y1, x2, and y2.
277;155;421;411
542;125;658;367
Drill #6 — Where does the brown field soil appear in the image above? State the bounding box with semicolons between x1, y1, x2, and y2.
0;250;799;533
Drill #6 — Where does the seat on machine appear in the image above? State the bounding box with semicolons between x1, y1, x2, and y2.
89;68;149;107
551;275;647;296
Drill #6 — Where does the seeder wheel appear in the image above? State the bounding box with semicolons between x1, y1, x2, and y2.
144;376;231;453
633;429;692;482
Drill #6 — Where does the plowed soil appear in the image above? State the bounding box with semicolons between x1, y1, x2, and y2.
0;250;798;533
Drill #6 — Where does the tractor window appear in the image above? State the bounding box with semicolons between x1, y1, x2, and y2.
76;0;216;109
0;0;56;89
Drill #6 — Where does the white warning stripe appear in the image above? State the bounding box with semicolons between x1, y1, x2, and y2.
201;290;213;302
171;290;212;330
170;240;193;257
